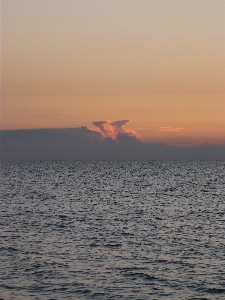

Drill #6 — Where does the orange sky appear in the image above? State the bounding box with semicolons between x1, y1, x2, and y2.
1;0;225;145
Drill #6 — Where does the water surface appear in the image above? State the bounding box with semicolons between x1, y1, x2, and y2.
1;161;225;299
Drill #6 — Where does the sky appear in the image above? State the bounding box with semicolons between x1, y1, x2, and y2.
1;0;225;145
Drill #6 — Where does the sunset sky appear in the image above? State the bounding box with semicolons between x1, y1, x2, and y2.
1;0;225;145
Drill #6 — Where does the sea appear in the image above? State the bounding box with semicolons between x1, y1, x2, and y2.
1;161;225;300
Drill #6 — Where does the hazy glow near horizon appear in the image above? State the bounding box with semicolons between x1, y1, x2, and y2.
1;0;225;144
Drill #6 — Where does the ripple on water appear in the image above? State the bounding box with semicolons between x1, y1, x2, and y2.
1;161;225;299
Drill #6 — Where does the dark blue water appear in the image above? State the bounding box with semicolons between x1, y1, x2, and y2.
1;161;225;299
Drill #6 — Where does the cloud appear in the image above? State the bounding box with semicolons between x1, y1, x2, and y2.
92;121;111;138
93;120;136;139
157;127;186;132
1;125;225;161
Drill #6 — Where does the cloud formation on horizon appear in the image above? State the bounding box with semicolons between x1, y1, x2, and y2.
93;120;136;140
1;126;225;161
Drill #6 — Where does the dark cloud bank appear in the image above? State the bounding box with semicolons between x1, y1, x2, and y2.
1;124;225;161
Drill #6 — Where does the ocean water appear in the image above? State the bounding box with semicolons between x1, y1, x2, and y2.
1;161;225;300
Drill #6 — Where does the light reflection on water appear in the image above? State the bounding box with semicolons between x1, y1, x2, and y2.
1;161;225;299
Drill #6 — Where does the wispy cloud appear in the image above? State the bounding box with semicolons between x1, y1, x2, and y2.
157;127;186;133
